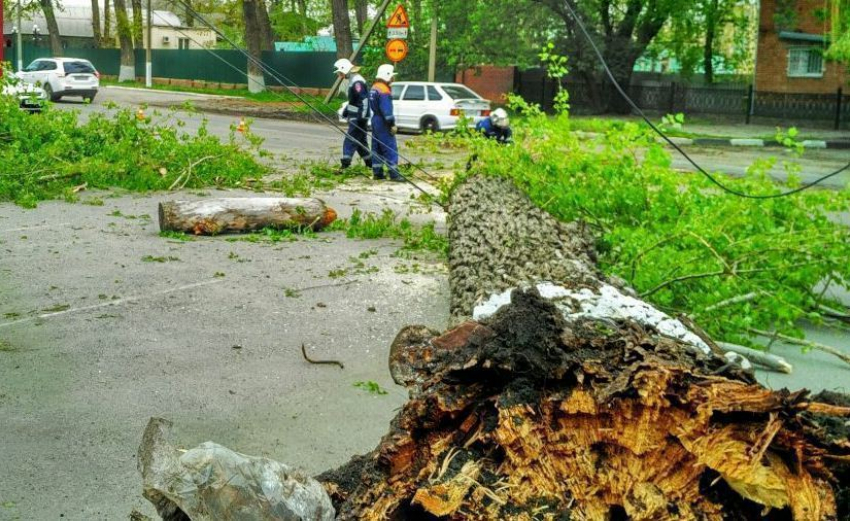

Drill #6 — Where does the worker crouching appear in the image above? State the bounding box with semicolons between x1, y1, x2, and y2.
476;108;513;144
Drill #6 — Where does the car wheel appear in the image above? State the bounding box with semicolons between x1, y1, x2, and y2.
84;94;96;103
420;117;440;134
43;83;58;102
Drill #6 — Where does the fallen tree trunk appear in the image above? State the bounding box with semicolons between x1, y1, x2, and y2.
317;176;850;520
158;198;338;235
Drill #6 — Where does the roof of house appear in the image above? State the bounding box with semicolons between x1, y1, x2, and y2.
3;4;185;38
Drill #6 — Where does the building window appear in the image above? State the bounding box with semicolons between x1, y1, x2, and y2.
178;38;190;50
787;47;824;78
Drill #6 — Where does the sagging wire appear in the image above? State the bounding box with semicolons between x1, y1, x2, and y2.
162;0;446;209
560;0;850;199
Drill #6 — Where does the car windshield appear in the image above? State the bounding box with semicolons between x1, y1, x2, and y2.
63;61;96;74
439;85;480;100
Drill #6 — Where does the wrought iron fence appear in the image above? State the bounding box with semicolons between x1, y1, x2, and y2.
516;67;848;128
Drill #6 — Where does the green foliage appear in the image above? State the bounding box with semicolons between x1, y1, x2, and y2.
269;10;321;41
660;113;686;132
448;105;850;348
0;80;269;207
333;208;448;258
353;380;388;395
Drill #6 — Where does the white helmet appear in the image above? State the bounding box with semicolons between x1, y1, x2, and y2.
491;108;509;129
334;58;354;75
376;64;396;83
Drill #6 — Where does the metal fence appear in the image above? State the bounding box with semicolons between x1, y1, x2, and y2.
4;43;337;88
516;67;850;129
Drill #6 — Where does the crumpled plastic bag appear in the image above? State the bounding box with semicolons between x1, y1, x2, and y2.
138;418;335;521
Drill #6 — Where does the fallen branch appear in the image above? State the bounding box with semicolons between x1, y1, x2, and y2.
749;328;850;368
717;341;793;374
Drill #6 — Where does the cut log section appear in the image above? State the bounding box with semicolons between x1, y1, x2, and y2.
158;197;338;235
318;176;850;520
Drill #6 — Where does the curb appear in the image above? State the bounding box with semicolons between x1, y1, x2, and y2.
103;85;240;100
691;137;849;149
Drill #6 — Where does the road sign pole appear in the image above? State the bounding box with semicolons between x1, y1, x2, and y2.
145;0;152;87
323;0;394;104
1;0;5;69
428;0;437;81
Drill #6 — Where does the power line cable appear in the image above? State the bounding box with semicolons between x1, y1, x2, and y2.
560;0;850;199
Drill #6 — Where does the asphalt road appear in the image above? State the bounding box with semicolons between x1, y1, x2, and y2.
55;86;850;188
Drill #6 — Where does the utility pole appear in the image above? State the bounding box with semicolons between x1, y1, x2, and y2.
145;0;151;87
0;0;4;71
16;0;22;71
428;0;437;82
323;0;393;104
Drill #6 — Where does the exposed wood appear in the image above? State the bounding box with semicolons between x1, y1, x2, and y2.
158;198;337;235
319;176;850;520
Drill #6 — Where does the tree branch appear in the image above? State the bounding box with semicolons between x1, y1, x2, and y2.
748;329;850;368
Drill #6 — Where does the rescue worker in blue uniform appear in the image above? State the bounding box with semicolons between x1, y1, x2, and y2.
369;64;403;182
334;58;371;170
476;108;513;144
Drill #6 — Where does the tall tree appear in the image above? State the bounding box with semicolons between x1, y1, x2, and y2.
91;0;102;48
256;0;275;50
132;0;143;49
532;0;686;113
103;0;111;44
40;0;63;56
113;0;135;81
243;0;266;91
329;0;352;58
354;0;368;35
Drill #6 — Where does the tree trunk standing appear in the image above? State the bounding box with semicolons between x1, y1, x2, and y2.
103;0;111;44
242;0;266;92
296;0;307;35
329;0;353;59
113;0;135;81
255;0;274;51
131;0;143;49
39;0;63;56
703;0;718;84
183;0;193;27
318;176;850;520
354;0;368;35
91;0;102;47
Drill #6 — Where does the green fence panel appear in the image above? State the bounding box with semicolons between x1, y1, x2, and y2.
6;43;339;89
262;51;337;89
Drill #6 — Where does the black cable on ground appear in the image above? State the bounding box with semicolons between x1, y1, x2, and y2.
560;0;849;199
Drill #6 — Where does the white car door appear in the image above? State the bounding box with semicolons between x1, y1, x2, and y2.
398;84;428;130
389;84;408;127
18;60;43;85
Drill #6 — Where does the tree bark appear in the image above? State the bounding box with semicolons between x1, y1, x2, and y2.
103;0;111;45
131;0;143;49
242;0;266;92
39;0;63;57
354;0;368;35
158;198;338;235
256;0;275;51
91;0;102;48
703;0;718;84
329;0;353;59
183;0;194;27
113;0;135;81
317;176;850;520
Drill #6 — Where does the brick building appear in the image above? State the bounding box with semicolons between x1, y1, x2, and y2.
755;0;846;93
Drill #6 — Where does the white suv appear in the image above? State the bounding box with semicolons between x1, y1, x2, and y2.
17;58;100;103
339;81;491;132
